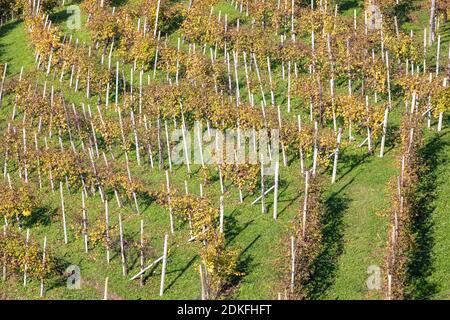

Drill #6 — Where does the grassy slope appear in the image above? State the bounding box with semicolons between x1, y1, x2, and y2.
0;20;34;74
0;0;449;300
327;0;450;300
424;122;450;299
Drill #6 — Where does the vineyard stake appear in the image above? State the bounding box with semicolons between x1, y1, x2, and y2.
157;117;163;169
105;200;110;264
196;121;205;168
143;115;154;168
365;96;372;152
159;234;169;296
60;181;68;244
153;0;161;38
219;195;224;233
331;128;342;184
438;77;447;132
164;120;173;172
165;170;175;234
436;34;441;76
302;171;310;238
260;156;265;213
273;160;279;220
252;53;267;107
153;32;161;79
23;228;30;286
199;265;205;300
140;219;145;286
251;185;275;205
218;165;224;194
380;107;389;158
2;224;6;281
297;115;305;173
181;109;191;174
0;63;7;108
233;50;240;107
139;70;143;117
130;110;141;166
287;61;291;113
330;78;337;133
243;52;252;103
115;62;119;106
82;190;88;253
130;256;164;281
103;277;108;300
184;180;189;195
39;236;47;298
387;274;392;300
290;236;295;294
312;122;318;175
118;212;128;276
225;49;232;100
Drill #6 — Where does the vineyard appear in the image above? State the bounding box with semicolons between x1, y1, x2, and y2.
0;0;449;300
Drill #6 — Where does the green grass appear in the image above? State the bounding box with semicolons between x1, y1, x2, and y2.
1;0;450;300
324;146;397;300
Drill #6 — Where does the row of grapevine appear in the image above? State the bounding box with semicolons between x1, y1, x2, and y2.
0;0;448;299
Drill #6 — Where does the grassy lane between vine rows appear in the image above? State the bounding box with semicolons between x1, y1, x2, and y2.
1;0;449;300
0;3;399;300
422;116;450;300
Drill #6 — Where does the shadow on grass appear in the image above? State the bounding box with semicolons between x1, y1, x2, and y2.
23;206;58;228
165;255;198;293
50;9;71;25
306;192;349;299
225;234;260;299
394;1;417;26
139;191;157;212
0;19;23;66
337;0;359;12
406;131;449;299
337;148;372;182
264;177;288;213
46;257;75;293
334;119;400;182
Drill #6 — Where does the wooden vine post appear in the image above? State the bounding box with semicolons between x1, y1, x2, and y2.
105;200;110;264
140;220;145;287
39;236;47;298
331;128;342;184
60;181;68;244
118;213;127;276
0;63;7;108
165;170;175;234
159;234;169;296
23;228;30;286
